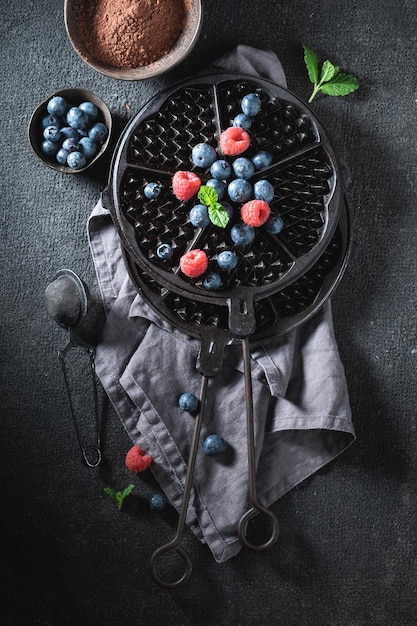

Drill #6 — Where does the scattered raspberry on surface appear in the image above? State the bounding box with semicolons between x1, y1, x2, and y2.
172;170;201;201
241;200;271;227
180;249;209;277
219;126;251;156
125;445;152;473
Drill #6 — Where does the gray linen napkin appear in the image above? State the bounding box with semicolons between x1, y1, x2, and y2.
87;45;355;563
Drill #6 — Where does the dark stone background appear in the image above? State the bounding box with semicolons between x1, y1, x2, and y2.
1;1;416;624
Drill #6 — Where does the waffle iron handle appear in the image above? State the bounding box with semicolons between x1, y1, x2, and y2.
228;295;257;337
237;337;280;551
196;331;227;377
149;374;209;589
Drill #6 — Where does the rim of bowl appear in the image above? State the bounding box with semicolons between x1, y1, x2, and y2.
28;88;112;174
64;0;202;81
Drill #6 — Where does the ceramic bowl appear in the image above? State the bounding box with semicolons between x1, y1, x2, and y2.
28;88;112;174
64;0;202;80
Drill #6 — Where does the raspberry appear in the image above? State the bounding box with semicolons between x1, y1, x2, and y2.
180;249;208;278
125;445;152;473
172;170;201;201
241;200;271;227
219;126;251;156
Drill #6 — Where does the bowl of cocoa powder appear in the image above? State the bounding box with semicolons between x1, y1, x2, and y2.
64;0;202;80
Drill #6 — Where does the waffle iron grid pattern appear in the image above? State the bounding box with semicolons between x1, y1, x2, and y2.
125;223;343;335
120;80;334;290
113;77;346;335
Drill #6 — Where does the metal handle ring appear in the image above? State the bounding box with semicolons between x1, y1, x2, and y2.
149;543;193;590
237;504;279;551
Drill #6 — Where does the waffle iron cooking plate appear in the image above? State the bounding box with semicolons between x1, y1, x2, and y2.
103;74;345;337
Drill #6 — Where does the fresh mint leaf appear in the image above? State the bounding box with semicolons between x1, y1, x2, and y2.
121;484;135;499
304;45;360;102
104;487;119;506
319;60;339;84
104;484;134;510
198;185;218;207
197;186;229;227
303;45;319;85
208;203;230;228
320;73;360;96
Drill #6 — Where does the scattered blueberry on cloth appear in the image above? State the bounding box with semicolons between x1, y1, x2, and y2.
87;45;355;564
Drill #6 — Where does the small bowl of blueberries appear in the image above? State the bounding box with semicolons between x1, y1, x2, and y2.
28;88;112;173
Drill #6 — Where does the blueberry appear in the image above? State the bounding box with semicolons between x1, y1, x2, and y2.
56;148;69;165
206;178;226;200
79;136;98;159
43;125;61;143
210;159;232;180
203;434;227;456
88;122;108;144
217;250;238;270
41;114;61;129
233;113;252;130
144;182;162;199
191;143;217;168
241;93;261;117
156;243;173;259
228;178;252;203
232;157;255;180
254;179;274;203
179;392;199;412
41;139;59;156
67;150;86;170
252;150;273;170
265;215;284;234
62;137;79;153
60;126;79;140
203;272;222;290
47;96;67;117
38;97;108;169
189;204;210;227
221;201;234;219
231;223;255;247
66;106;89;130
79;101;98;121
149;493;167;511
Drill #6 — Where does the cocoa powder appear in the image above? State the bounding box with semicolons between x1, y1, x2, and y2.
78;0;186;68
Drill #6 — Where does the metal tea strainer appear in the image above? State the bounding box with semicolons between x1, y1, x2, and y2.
45;269;105;467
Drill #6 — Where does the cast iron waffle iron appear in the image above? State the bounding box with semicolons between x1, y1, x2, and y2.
104;74;344;342
102;74;351;587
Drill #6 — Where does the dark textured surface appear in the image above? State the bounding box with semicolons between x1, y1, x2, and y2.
1;1;416;624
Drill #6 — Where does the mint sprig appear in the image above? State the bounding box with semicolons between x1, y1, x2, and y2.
208;202;230;228
197;185;230;228
104;484;134;510
303;45;360;103
198;185;218;207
